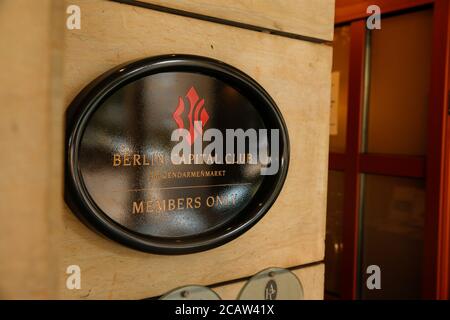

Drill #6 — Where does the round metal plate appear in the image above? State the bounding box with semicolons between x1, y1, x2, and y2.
238;268;304;300
160;285;221;300
65;54;289;254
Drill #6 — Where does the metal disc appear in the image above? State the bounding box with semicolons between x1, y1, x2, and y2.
238;267;304;300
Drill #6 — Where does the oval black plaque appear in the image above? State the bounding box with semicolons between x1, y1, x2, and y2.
65;54;289;254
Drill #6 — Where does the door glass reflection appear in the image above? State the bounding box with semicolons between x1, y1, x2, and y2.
360;174;425;299
330;25;351;153
365;9;432;155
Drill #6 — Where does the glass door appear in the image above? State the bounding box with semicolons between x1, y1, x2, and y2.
325;1;450;300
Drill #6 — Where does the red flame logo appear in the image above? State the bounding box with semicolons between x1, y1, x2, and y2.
172;86;209;145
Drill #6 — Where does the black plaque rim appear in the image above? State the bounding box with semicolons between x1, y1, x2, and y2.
65;54;290;254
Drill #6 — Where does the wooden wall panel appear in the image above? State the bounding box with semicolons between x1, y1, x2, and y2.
0;0;64;299
213;264;325;300
133;0;335;41
59;0;331;299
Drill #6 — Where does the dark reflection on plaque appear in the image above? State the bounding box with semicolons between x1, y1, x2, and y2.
80;72;264;237
65;55;289;253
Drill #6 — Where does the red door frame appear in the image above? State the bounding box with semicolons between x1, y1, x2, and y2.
340;19;366;300
423;0;450;300
332;0;450;299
